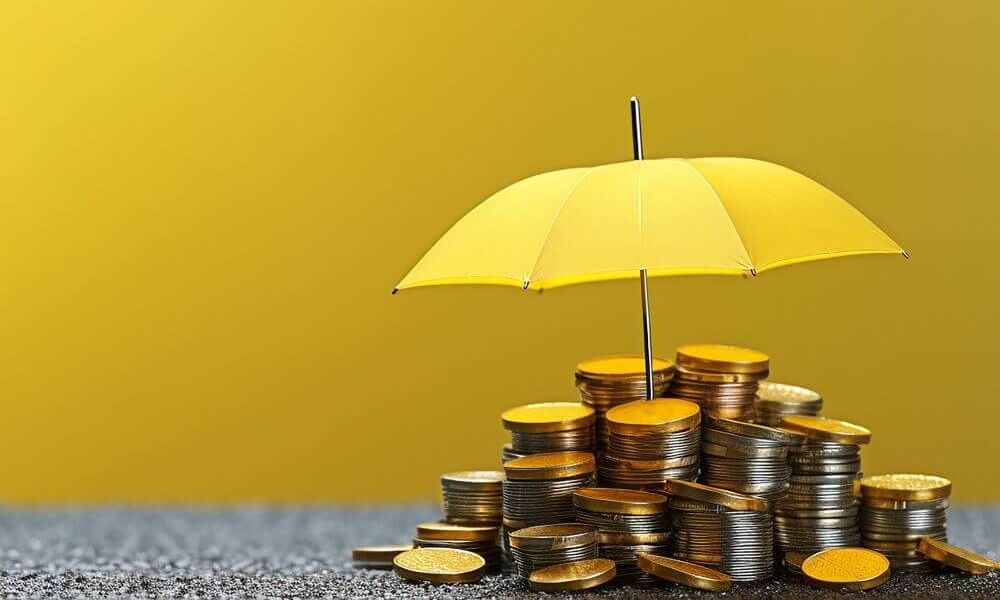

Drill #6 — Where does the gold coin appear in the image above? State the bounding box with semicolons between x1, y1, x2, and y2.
661;479;768;512
673;365;763;383
859;473;951;501
755;381;822;407
918;537;996;575
801;547;890;591
441;471;503;486
529;558;616;591
576;355;674;379
780;415;872;445
573;487;666;515
352;544;413;566
501;402;595;433
508;523;598;550
393;547;485;584
415;522;499;542
599;531;671;546
503;451;595;480
605;398;701;434
636;553;732;591
676;344;769;374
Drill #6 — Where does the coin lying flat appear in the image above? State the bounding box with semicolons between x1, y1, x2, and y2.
503;451;595;480
352;545;413;568
636;553;732;591
393;547;485;584
529;557;616;591
918;537;997;575
780;416;872;445
605;398;701;434
573;487;666;515
860;474;952;501
675;344;769;374
802;547;891;591
576;355;674;379
415;522;499;542
501;402;596;433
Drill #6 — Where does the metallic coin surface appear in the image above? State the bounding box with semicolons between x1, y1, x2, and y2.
508;523;598;550
501;402;595;434
676;344;770;374
663;479;769;512
755;381;822;408
636;553;733;591
352;544;413;567
503;451;595;480
577;355;674;378
780;416;872;445
573;487;666;515
441;471;503;486
393;548;486;584
529;557;616;591
801;547;891;590
859;474;952;501
917;538;996;575
606;398;701;434
706;416;807;444
416;522;499;542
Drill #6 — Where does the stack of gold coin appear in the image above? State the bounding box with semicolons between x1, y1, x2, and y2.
507;523;599;580
441;471;503;525
413;522;502;571
575;355;674;449
669;344;769;420
860;473;952;573
572;488;670;583
774;416;870;554
753;381;823;427
700;416;804;502
501;402;596;457
663;479;774;581
599;399;701;489
502;451;596;529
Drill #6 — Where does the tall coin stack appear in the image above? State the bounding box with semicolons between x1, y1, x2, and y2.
775;416;872;554
860;473;952;573
599;398;701;489
663;479;774;582
502;451;596;530
670;344;769;420
441;471;503;525
573;488;671;583
753;381;823;427
501;402;596;460
575;355;674;450
508;524;599;580
700;416;804;502
413;522;502;571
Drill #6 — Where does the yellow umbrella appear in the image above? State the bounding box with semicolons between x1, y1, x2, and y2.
395;98;906;396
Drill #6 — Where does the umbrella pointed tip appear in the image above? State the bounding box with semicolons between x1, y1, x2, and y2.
391;287;399;295
902;250;911;259
749;268;758;277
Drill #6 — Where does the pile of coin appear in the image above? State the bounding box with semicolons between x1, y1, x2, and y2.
860;473;951;573
753;381;822;427
575;355;674;449
573;488;670;583
441;471;503;525
502;451;596;529
669;344;769;420
508;523;599;580
774;416;871;554
700;416;803;502
413;522;502;571
664;479;774;582
501;402;595;458
599;398;701;489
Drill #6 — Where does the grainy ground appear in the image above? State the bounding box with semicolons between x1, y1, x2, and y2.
0;505;996;599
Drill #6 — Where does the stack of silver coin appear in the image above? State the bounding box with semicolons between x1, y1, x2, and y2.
507;523;599;580
774;442;862;553
413;522;502;571
572;488;670;583
860;474;951;573
441;471;503;525
664;480;774;582
700;417;803;502
599;399;701;489
501;402;596;456
668;345;770;421
753;381;822;427
502;452;596;529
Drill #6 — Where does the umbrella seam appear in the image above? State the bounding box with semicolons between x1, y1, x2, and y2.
680;160;756;272
525;167;598;284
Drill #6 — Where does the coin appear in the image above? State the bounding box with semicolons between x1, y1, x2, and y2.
503;451;595;480
416;522;499;542
780;416;872;445
706;416;807;445
605;398;701;434
801;547;890;591
636;553;733;591
393;547;486;584
576;355;674;379
918;538;996;575
663;479;769;512
502;402;596;434
573;487;666;515
529;557;616;591
352;544;413;568
859;474;952;501
675;344;770;374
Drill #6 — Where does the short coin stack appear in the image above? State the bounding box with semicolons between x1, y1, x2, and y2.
860;473;952;573
775;416;871;554
669;344;769;420
700;416;803;502
664;479;775;582
502;451;596;529
573;488;670;583
501;402;596;458
599;398;701;489
575;355;674;449
508;523;599;580
413;522;502;571
441;471;503;525
753;381;823;427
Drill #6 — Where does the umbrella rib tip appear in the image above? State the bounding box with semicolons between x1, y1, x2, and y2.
902;250;911;259
391;288;399;295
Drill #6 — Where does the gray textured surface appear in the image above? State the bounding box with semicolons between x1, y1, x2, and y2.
0;505;996;599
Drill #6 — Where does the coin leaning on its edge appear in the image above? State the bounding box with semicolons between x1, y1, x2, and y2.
918;537;998;575
529;558;617;591
801;547;891;591
393;548;485;584
636;553;733;591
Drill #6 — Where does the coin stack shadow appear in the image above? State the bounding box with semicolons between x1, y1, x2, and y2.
501;402;596;464
572;488;671;584
575;355;674;451
412;522;502;572
669;345;770;420
753;382;822;427
599;398;701;489
508;524;599;581
700;417;803;502
665;480;775;582
441;471;503;526
860;474;951;573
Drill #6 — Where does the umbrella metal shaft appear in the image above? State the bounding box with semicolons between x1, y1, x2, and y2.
631;96;656;401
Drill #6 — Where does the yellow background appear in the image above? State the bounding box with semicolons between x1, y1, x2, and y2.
1;1;997;503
